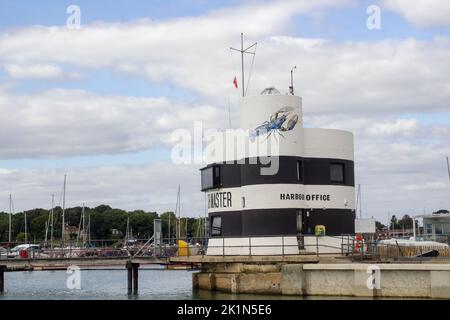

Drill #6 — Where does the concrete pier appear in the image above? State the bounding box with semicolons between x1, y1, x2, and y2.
181;255;450;298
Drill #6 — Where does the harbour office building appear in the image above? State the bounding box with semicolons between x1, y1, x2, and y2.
201;87;355;255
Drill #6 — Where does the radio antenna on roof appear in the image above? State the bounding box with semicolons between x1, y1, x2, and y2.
446;156;450;182
230;33;257;97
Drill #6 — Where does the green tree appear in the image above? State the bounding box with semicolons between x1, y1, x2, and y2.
375;221;386;230
160;211;176;240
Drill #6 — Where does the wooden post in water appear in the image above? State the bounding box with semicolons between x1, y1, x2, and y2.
133;263;139;295
126;261;140;295
0;265;6;293
127;261;133;295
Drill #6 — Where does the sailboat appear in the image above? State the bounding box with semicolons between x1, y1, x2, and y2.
123;213;138;255
2;194;46;259
52;174;73;257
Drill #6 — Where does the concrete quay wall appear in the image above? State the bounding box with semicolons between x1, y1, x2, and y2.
193;263;450;298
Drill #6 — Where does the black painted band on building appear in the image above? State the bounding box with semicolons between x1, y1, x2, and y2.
209;208;356;237
201;156;354;191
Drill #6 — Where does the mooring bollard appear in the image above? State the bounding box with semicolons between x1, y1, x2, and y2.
126;261;140;295
0;265;6;294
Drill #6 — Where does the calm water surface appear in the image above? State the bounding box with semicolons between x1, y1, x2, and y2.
0;268;311;300
1;268;382;300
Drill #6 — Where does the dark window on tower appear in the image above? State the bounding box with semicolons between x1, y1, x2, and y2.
214;166;221;185
297;160;303;182
201;165;221;191
330;163;345;183
211;216;222;236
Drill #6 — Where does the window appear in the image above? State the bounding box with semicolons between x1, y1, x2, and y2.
435;224;443;235
211;216;222;236
297;160;303;182
330;163;345;184
425;223;433;234
260;86;280;95
214;166;221;184
443;224;450;235
201;165;221;191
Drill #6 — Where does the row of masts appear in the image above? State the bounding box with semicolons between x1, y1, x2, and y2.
6;183;197;248
7;174;91;248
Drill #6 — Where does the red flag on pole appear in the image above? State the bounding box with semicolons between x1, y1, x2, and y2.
233;76;238;88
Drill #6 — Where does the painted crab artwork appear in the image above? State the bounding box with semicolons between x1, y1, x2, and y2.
249;106;299;142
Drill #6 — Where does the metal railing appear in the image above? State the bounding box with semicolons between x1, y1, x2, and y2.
2;235;450;261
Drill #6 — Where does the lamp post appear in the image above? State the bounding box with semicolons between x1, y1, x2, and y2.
289;66;297;95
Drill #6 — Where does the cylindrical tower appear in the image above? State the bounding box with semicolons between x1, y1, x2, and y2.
201;87;355;255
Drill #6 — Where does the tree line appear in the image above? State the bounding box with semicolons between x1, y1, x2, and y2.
0;204;207;244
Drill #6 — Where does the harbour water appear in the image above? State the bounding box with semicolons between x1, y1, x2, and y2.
0;268;309;300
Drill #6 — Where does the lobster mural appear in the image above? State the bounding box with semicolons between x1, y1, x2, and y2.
249;106;299;142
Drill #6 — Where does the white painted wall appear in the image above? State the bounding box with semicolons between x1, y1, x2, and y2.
207;184;355;212
207;236;299;256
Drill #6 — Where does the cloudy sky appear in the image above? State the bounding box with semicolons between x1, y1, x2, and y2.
0;0;449;223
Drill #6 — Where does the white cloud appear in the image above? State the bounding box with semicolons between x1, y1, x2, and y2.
0;162;204;215
4;64;81;80
305;113;450;219
383;0;450;27
0;0;353;99
0;0;449;220
405;182;447;191
366;119;418;137
0;2;449;114
0;168;16;174
0;88;224;159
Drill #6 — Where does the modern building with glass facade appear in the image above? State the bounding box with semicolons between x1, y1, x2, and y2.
421;212;450;244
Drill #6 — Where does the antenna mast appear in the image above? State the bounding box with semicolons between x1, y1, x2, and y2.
230;33;257;97
446;156;450;182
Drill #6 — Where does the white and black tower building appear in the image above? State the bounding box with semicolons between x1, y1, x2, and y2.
201;85;355;255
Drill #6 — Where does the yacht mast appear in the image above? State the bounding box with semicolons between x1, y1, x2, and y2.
61;174;67;247
87;209;91;246
168;209;171;245
125;211;130;247
50;194;54;249
24;210;27;244
82;203;86;246
176;185;181;241
8;194;12;243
